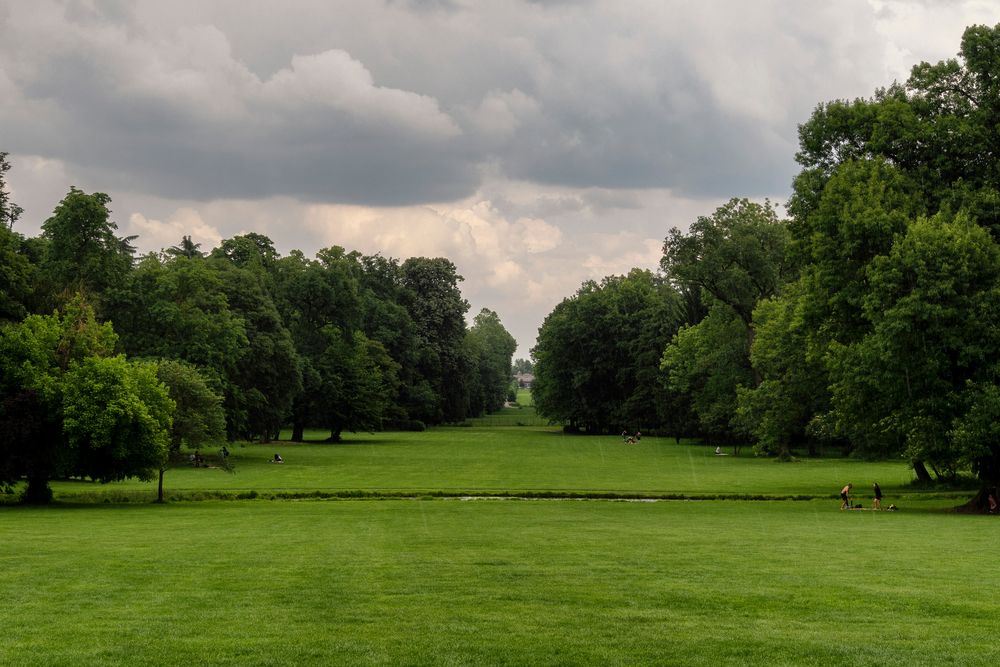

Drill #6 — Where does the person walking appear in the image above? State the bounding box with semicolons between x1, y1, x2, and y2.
872;482;883;510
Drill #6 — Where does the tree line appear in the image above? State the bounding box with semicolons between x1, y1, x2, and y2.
531;24;1000;505
0;175;516;502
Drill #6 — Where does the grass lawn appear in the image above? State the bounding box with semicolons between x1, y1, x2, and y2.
3;498;998;666
40;427;928;503
5;423;993;665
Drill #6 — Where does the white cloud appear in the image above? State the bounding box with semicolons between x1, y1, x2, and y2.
126;209;223;253
264;49;460;137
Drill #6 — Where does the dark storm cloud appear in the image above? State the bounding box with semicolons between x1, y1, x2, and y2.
0;1;905;207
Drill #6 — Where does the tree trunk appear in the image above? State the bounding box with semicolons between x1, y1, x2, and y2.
956;486;997;514
326;428;342;443
156;468;165;503
291;421;304;443
23;475;52;504
912;459;932;484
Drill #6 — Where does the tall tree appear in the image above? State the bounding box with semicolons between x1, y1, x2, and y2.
465;309;517;416
40;188;134;299
212;257;301;442
662;198;790;329
659;199;790;443
778;23;1000;498
401;257;470;423
0;225;35;323
827;213;1000;480
533;270;682;433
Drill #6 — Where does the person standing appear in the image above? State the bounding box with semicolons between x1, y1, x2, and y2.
840;483;853;510
872;482;883;510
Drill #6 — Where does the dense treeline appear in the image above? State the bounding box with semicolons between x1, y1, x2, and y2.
532;24;1000;505
0;168;516;501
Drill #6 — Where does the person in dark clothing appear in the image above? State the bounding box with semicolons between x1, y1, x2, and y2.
872;482;883;510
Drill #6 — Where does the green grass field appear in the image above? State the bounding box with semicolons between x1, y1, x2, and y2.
3;420;998;665
39;426;925;503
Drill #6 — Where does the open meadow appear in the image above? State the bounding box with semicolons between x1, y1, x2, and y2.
3;424;998;666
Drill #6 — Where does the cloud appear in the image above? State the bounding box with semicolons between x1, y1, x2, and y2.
126;209;223;253
3;0;994;356
4;0;973;207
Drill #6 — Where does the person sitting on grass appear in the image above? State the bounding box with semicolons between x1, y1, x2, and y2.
271;453;283;464
840;483;853;510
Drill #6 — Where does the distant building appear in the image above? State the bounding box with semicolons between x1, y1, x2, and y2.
514;372;534;389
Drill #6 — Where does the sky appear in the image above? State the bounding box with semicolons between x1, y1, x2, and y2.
3;0;998;357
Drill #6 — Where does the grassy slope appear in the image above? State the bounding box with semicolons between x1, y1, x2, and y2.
3;499;998;666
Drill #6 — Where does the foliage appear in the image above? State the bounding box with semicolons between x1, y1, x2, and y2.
401;257;471;423
533;269;682;432
465;308;517;416
662;198;790;327
769;23;1000;491
827;214;1000;479
659;198;790;444
40;188;134;299
0;225;35;323
155;359;226;453
0;152;24;231
512;358;534;375
0;297;171;501
212;257;302;441
736;282;830;457
662;304;754;444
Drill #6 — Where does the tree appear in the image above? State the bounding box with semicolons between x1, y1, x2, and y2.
312;329;399;441
662;198;790;329
736;282;831;457
533;270;682;433
272;248;362;441
155;359;226;454
0;225;35;323
0;297;172;502
0;152;23;231
659;199;790;445
213;259;301;441
827;214;1000;485
780;23;1000;496
661;303;754;447
465;309;517;416
165;235;204;259
153;359;226;502
107;255;248;376
512;358;534;375
0;154;34;322
40;188;134;299
401;257;470;423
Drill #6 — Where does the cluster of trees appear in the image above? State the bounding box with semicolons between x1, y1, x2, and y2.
533;24;1000;501
0;160;516;500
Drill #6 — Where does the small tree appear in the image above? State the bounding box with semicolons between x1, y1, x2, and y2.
154;359;226;502
0;296;172;503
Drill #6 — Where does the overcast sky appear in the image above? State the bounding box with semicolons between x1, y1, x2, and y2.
3;0;998;356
